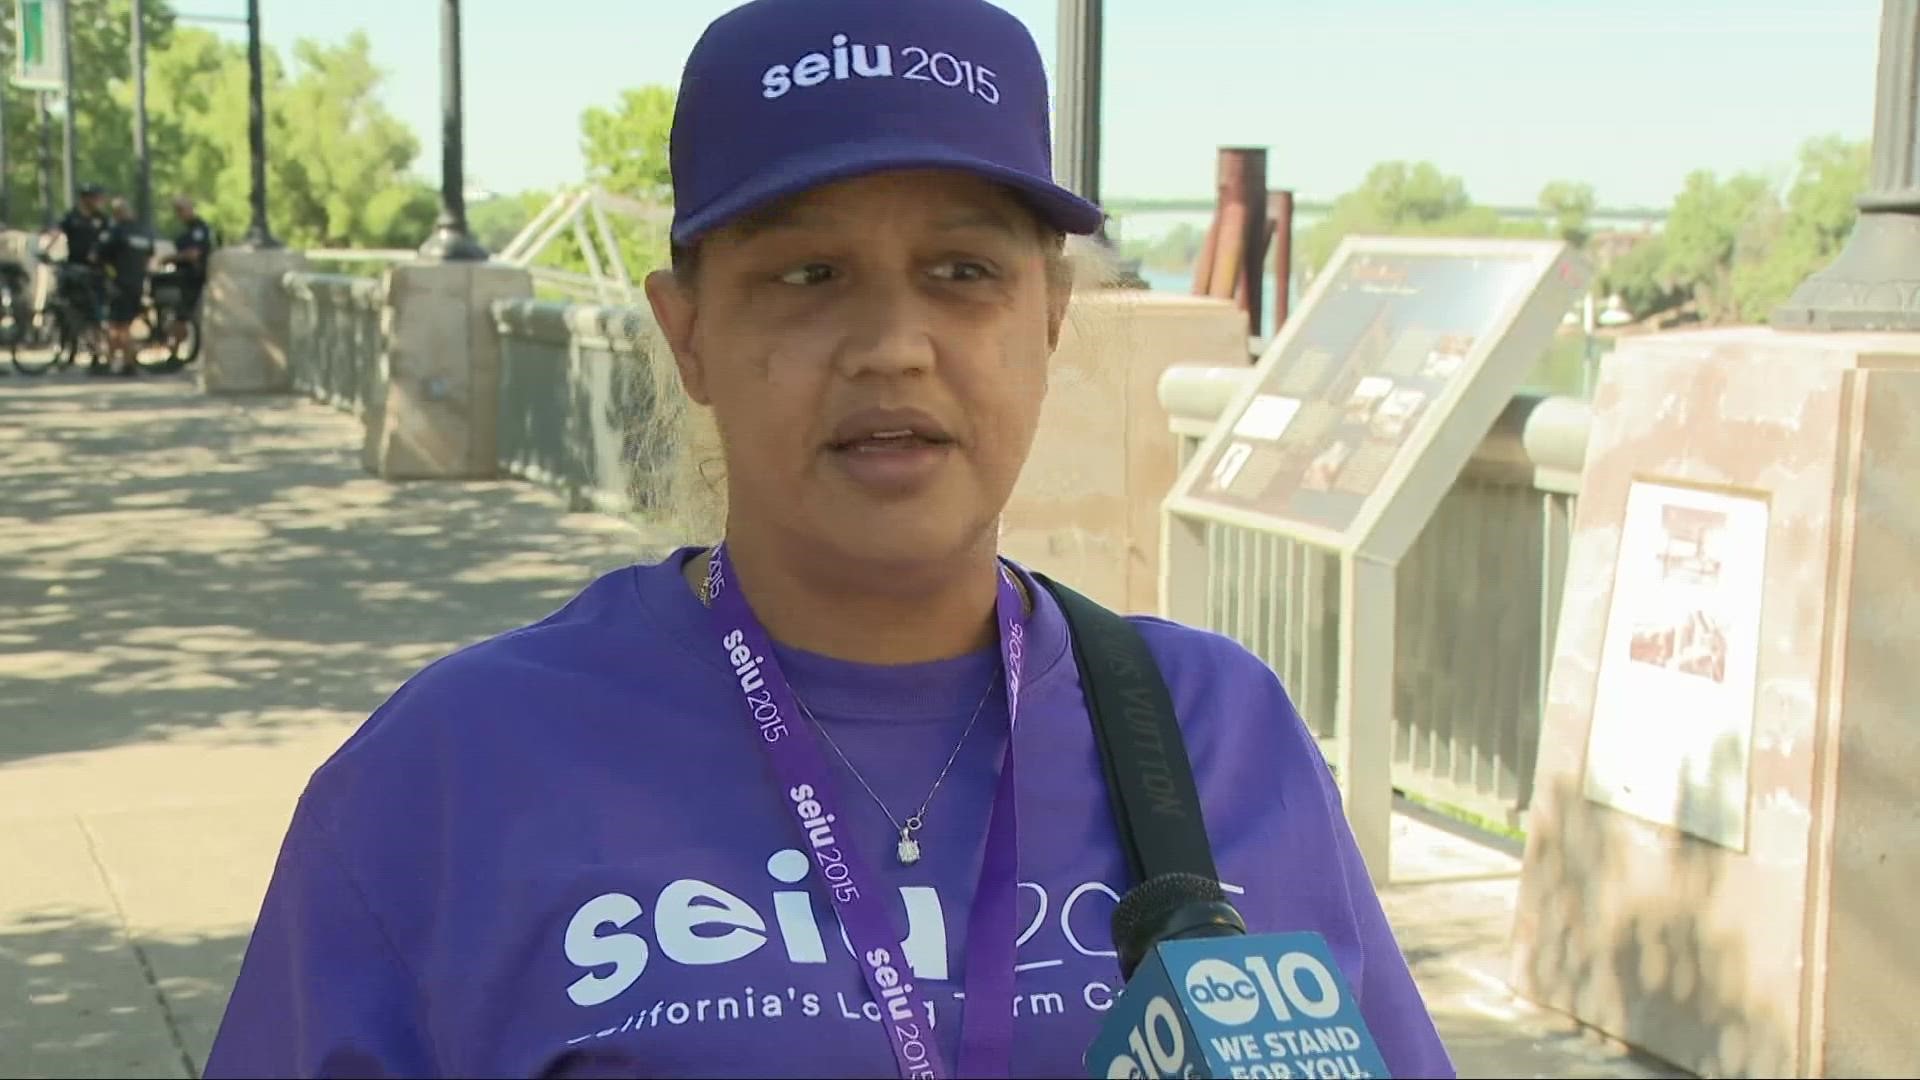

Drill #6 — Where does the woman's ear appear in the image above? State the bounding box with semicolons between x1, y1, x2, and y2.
645;269;710;406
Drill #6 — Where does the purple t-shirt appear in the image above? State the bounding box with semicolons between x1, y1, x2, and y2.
205;549;1454;1079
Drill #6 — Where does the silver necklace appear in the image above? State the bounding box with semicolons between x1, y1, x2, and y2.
795;672;999;866
691;551;1018;866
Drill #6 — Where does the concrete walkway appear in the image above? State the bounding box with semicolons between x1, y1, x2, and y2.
0;377;1685;1079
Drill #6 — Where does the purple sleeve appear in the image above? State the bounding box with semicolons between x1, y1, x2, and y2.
1311;753;1457;1079
203;799;436;1079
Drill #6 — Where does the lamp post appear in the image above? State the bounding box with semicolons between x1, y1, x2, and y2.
1771;0;1920;331
131;0;151;227
58;0;74;208
240;0;278;248
37;93;53;230
418;0;487;260
1054;0;1103;209
0;88;10;226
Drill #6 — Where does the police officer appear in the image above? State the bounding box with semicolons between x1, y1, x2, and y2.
44;183;112;365
94;198;155;377
167;195;214;348
53;183;110;265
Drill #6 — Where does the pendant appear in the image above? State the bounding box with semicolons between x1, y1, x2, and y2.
896;827;922;866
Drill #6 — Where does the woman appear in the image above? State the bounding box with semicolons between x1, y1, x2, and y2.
205;1;1454;1077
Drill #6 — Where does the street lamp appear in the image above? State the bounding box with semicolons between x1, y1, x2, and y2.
418;0;487;261
58;0;73;208
1054;0;1103;208
1771;0;1919;331
132;0;150;227
240;0;278;248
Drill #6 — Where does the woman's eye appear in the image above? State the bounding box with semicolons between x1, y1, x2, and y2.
777;263;836;286
931;260;995;283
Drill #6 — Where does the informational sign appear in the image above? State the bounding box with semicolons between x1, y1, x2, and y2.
13;0;67;91
1167;238;1582;556
1160;236;1585;880
1583;480;1768;850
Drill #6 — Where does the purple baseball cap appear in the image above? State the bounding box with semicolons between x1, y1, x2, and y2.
668;0;1106;247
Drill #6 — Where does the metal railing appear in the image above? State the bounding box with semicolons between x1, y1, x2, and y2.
283;272;386;417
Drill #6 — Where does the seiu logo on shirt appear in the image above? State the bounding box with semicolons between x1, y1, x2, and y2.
760;33;1002;105
560;850;1249;1011
561;848;1146;1009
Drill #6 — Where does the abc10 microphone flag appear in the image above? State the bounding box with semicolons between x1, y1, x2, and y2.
1086;932;1392;1079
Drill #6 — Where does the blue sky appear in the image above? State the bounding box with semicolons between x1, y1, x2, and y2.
208;0;1881;209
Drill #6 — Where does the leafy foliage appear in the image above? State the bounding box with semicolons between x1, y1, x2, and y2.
1538;180;1596;247
476;85;677;288
1294;138;1867;327
0;5;434;249
1600;136;1869;323
1296;161;1545;274
581;87;673;202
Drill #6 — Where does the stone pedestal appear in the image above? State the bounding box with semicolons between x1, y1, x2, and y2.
200;247;307;394
362;260;532;480
1510;327;1920;1078
1000;289;1249;613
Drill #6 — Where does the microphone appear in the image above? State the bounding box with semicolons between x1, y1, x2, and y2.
1085;874;1394;1079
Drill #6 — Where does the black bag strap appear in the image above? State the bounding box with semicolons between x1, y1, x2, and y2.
1033;573;1220;886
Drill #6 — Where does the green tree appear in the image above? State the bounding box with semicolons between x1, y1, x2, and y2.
1784;135;1871;251
1596;136;1867;325
1728;135;1871;320
469;189;558;253
272;33;438;247
1538;180;1595;247
0;0;180;230
1596;233;1683;318
505;85;678;288
1657;168;1778;320
142;25;240;219
581;87;674;201
1298;161;1535;274
0;14;437;249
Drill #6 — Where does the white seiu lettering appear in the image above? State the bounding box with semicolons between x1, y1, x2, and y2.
792;52;830;87
851;42;891;76
654;879;767;965
564;892;650;1006
559;864;1194;1009
832;886;949;981
758;35;988;103
832;33;850;79
761;65;792;99
767;849;828;963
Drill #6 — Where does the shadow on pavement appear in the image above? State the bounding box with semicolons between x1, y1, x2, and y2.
0;903;243;1079
0;380;659;768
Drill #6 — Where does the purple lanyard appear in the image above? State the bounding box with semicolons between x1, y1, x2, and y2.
704;545;1024;1080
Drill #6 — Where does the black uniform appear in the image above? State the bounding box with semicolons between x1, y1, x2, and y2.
172;216;214;313
97;221;156;325
58;206;107;265
55;207;110;321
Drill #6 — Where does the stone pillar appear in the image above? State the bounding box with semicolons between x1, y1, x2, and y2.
1512;14;1920;1075
199;246;307;394
362;260;532;479
1772;0;1919;330
1509;329;1920;1079
999;290;1249;614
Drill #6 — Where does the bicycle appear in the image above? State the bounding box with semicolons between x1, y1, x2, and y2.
9;264;107;376
0;263;28;369
126;269;203;373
